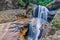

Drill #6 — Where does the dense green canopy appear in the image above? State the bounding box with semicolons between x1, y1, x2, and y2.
31;0;54;6
18;0;54;7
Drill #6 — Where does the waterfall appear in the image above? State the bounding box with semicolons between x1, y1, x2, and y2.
30;5;49;40
32;5;49;30
36;5;49;40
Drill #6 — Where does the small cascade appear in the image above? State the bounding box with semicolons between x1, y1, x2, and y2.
26;5;49;40
33;5;49;40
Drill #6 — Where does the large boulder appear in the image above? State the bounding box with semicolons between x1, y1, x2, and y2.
0;21;25;40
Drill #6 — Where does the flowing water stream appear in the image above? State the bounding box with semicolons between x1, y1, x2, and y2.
26;5;49;40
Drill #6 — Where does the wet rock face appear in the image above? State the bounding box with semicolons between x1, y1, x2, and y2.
0;0;19;11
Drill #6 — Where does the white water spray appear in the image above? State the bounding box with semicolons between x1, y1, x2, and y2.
32;5;49;40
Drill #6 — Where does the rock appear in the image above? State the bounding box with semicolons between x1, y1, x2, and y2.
0;19;30;40
5;0;19;9
52;30;60;40
52;36;60;40
0;14;17;23
41;30;60;40
54;30;60;35
0;22;23;39
2;32;18;40
44;35;52;40
0;9;25;23
0;17;30;38
0;0;19;11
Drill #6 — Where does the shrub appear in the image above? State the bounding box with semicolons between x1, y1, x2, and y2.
31;0;54;6
49;17;60;35
18;0;25;7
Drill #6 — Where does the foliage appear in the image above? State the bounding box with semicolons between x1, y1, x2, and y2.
50;17;60;35
31;0;54;6
18;0;25;7
17;0;54;7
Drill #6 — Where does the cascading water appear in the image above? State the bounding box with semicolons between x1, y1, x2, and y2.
33;5;49;40
26;5;49;40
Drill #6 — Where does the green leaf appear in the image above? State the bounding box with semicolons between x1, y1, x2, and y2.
18;0;25;7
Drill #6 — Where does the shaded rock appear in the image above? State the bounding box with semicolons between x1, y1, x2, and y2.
4;0;19;9
0;0;19;11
